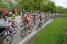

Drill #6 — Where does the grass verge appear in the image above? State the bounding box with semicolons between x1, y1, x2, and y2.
27;17;67;44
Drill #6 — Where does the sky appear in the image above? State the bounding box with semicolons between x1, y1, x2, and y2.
51;0;67;8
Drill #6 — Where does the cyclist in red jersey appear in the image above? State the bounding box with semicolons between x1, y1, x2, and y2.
24;12;30;32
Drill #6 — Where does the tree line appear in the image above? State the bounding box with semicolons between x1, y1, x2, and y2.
18;0;67;14
0;0;67;14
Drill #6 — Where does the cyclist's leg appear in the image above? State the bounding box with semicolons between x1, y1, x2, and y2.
21;23;27;37
26;24;29;32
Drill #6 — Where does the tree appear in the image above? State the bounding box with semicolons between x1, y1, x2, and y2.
46;1;56;13
19;0;48;12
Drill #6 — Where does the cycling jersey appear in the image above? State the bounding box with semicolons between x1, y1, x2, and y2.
6;20;14;33
32;15;36;24
33;15;36;20
0;18;6;27
3;11;9;16
24;14;30;24
25;15;30;24
6;20;12;27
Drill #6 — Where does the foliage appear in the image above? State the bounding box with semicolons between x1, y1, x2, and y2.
0;0;67;14
17;0;67;14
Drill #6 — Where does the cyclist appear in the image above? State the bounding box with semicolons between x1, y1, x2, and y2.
39;15;42;22
32;13;36;25
9;11;13;17
0;10;15;33
24;12;30;32
0;11;7;37
0;20;5;44
3;10;9;16
38;14;43;27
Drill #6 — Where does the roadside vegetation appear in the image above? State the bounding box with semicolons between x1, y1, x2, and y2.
27;17;67;44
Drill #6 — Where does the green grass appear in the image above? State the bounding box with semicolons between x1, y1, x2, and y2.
29;17;67;44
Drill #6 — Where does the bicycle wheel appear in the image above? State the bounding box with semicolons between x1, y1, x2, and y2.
21;27;26;37
12;21;18;34
13;26;18;34
36;23;40;31
29;26;33;33
4;34;13;44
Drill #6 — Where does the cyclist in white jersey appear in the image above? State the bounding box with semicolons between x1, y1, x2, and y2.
0;14;7;34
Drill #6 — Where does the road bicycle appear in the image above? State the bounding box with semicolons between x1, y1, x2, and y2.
11;21;18;34
21;24;33;37
0;26;13;44
36;21;42;31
